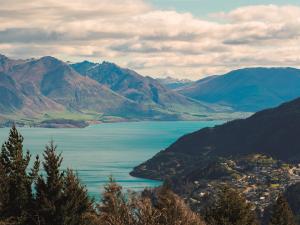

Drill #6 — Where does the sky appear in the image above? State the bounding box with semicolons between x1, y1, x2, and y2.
149;0;300;18
1;0;300;80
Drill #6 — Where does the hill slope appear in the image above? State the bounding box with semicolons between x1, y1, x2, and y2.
179;68;300;112
131;97;300;180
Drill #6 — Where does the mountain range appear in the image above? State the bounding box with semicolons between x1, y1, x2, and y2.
2;53;300;127
0;55;133;116
70;61;217;115
0;54;231;127
179;67;300;112
131;97;300;180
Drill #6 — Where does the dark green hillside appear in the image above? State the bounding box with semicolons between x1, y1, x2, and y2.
131;97;300;180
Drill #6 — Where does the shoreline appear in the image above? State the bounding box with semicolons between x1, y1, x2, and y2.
0;118;227;129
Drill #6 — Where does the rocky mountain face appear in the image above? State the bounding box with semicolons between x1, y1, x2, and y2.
179;68;300;112
70;60;97;75
71;61;228;116
131;97;300;180
0;56;138;118
0;54;25;72
0;72;23;113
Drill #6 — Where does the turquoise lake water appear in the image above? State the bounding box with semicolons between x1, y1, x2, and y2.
0;121;222;198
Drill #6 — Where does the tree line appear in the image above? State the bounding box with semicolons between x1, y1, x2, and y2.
0;126;297;225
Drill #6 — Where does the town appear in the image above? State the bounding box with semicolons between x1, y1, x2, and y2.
182;154;300;216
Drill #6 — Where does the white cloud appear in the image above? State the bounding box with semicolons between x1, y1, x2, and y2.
219;5;300;23
1;1;300;79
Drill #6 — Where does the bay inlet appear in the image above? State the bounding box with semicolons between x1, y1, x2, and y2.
0;121;222;198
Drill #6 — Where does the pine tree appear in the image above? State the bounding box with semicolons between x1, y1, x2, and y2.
133;196;161;225
0;160;9;219
204;186;258;225
154;185;206;225
62;169;93;225
35;141;64;225
268;195;296;225
98;176;134;225
0;125;39;224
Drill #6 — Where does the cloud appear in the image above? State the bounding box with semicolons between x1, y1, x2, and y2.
1;1;300;79
218;5;300;23
0;28;64;43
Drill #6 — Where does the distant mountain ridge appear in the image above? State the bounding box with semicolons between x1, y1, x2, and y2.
131;97;300;180
179;67;300;112
0;54;231;126
156;77;193;90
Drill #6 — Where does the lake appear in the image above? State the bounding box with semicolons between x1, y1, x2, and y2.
0;121;222;198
